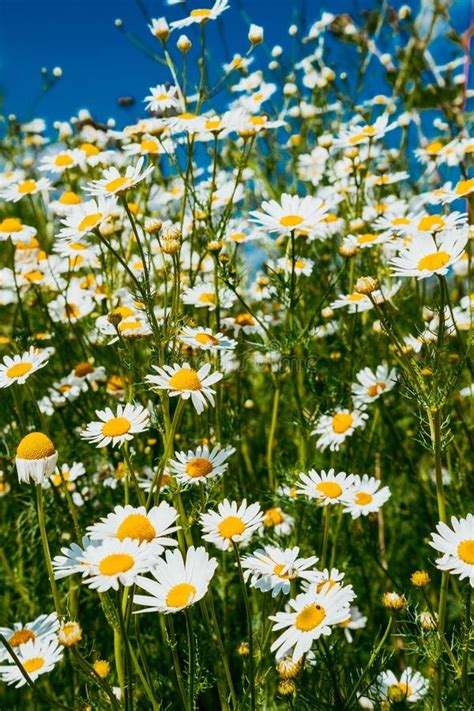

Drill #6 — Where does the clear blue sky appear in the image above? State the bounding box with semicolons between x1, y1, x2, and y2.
0;0;470;126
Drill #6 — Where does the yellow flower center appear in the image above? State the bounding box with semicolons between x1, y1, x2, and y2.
367;382;386;397
178;113;197;120
279;215;304;228
235;313;255;326
417;251;450;272
425;140;443;155
195;332;219;346
111;306;135;318
198;292;216;304
119;320;143;333
332;413;353;434
105;176;131;193
18;180;37;194
101;417;131;437
185;457;213;478
316;481;342;498
295;604;326;631
166;582;197;608
391;217;410;225
117;514;156;542
9;629;36;647
273;563;297;580
140;140;159;153
60;191;81;205
191;8;212;17
80;142;100;157
99;553;135;576
218;515;246;539
0;217;22;232
455;178;474;196
387;683;412;702
169;368;202;391
417;215;444;231
78;212;102;232
22;657;45;674
205;119;221;130
6;362;33;379
347;293;365;302
74;362;94;377
264;508;284;527
55;154;74;167
17;432;55;460
355;492;373;505
457;539;474;564
357;233;377;244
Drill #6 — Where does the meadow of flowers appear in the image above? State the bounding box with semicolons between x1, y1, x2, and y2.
0;1;472;708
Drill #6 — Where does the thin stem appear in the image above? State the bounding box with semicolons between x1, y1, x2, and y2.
185;609;195;709
345;616;393;707
232;541;255;710
320;505;331;569
36;484;63;619
267;381;280;491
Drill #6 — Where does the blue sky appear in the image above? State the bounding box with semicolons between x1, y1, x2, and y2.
0;0;470;127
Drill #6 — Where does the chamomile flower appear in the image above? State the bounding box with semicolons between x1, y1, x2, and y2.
0;347;49;388
312;409;368;451
182;282;235;310
241;546;320;596
390;229;468;279
52;536;100;580
296;469;355;505
80;403;150;448
86;158;153;197
0;217;37;243
168;443;235;485
146;363;222;414
39;149;85;174
134;546;218;613
260;507;294;536
87;503;179;551
374;667;429;704
0;613;59;662
341;475;391;518
200;499;264;551
49;461;86;489
351;364;397;406
250;194;328;236
144;84;179;112
335;114;394;148
1;177;51;203
276;256;314;277
429;514;474;586
16;432;58;485
338;606;368;643
80;538;159;592
57;197;117;241
178;326;237;351
170;0;230;30
0;636;63;687
269;585;352;662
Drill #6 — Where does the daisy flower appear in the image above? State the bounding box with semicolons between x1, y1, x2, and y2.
80;403;150;448
57;197;117;241
330;291;375;313
182;282;235;310
0;217;37;243
49;461;86;489
200;499;265;551
79;539;158;592
134;546;218;613
311;409;368;451
296;469;355;505
16;432;58;485
86;157;153;197
338;606;368;643
260;507;294;536
144;84;179;112
351;364;397;407
39;149;85;174
390;228;468;279
374;667;429;704
52;536;100;580
178;326;236;351
269;585;352;662
0;613;59;662
146;363;222;415
240;545;320;596
0;347;49;388
170;0;230;30
87;502;179;551
438;177;474;202
341;474;391;519
334;114;394;148
168;443;235;485
429;514;474;587
1;177;51;203
250;194;328;236
276;256;314;277
0;636;63;688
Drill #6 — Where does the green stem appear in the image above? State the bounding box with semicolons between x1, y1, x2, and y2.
267;382;280;491
36;484;63;619
345;616;393;707
232;541;255;710
185;609;195;709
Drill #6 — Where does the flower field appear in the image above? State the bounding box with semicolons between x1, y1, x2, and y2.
0;1;473;709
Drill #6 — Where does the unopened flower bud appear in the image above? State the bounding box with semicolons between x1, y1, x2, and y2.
411;570;431;588
276;657;302;679
52;67;62;78
58;621;82;647
339;243;357;258
419;610;436;630
278;679;296;696
161;239;180;255
151;17;170;42
177;34;191;53
207;240;224;253
162;225;181;241
248;24;263;45
382;591;406;611
237;641;249;656
93;660;111;678
354;276;378;295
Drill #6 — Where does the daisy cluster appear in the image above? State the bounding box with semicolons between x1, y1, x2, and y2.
0;0;472;708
